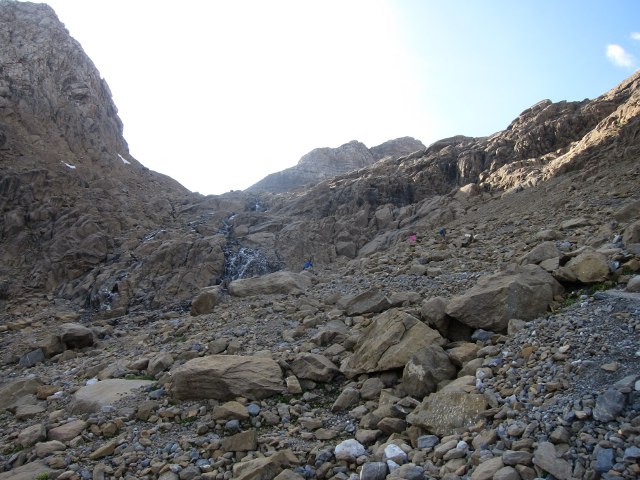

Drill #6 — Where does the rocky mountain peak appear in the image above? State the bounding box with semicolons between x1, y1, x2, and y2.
246;137;426;194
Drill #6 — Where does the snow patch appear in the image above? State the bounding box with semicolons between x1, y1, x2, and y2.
63;161;76;169
118;154;131;165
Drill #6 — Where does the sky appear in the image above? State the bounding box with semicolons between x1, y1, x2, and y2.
40;0;640;195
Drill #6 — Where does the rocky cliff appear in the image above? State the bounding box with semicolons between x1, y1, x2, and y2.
246;137;425;194
1;3;640;480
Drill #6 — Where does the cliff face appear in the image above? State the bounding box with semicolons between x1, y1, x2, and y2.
1;1;639;315
246;137;425;194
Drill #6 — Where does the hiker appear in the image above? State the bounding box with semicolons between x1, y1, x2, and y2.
438;228;446;241
408;232;417;244
303;259;313;270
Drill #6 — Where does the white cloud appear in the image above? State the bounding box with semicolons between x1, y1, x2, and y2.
606;44;635;68
632;32;640;41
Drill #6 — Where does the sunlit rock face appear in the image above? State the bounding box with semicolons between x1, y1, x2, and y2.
246;137;425;194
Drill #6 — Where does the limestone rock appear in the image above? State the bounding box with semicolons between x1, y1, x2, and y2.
406;390;488;436
171;355;284;401
0;377;43;410
340;309;443;378
341;288;391;316
147;352;174;376
557;250;609;283
59;322;94;349
445;265;563;332
401;345;457;399
518;241;561;265
289;353;339;383
231;449;298;480
228;271;311;297
190;286;223;316
533;441;573;480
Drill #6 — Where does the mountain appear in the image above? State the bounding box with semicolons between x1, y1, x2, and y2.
0;2;639;480
246;137;425;194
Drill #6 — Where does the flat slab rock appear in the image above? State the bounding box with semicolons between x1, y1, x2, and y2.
71;379;155;414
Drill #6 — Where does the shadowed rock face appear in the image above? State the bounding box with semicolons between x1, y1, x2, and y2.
1;1;640;315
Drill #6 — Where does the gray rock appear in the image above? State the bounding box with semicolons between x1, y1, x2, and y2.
593;389;626;422
402;344;456;398
18;349;45;368
594;446;614;473
533;441;572;480
359;462;387;480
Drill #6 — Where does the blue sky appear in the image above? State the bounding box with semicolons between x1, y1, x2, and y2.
42;0;639;195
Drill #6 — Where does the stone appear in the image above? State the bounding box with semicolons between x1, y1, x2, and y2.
471;456;504;480
593;388;626;422
502;450;532;466
402;344;457;398
231;449;297;480
384;443;408;464
285;375;303;394
18;348;45;368
406;390;487;436
420;296;449;336
341;287;392;316
445;264;562;332
17;422;46;447
560;251;610;283
47;419;88;441
212;401;249;420
627;275;640;292
170;355;284;401
0;377;43;410
35;440;66;457
492;466;520;480
340;309;443;377
15;404;45;419
334;439;366;461
59;322;94;349
332;387;360;412
147;351;174;376
533;441;572;480
359;377;385;400
289;353;339;382
518;241;561;265
70;379;154;414
228;271;311;297
0;461;53;480
446;342;480;367
221;430;258;451
359;462;387;480
190;286;222;315
594;446;615;473
89;439;117;459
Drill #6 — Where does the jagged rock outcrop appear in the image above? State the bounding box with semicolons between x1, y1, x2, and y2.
246;137;425;194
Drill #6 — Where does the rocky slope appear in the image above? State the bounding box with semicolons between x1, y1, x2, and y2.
246;137;425;194
1;2;640;480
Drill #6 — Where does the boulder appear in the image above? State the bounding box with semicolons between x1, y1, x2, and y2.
232;449;298;480
401;345;457;399
171;355;284;401
70;379;155;414
420;296;449;336
228;271;311;297
406;390;487;436
518;241;561;265
340;287;391;316
47;419;87;442
147;352;174;376
190;286;223;316
555;250;609;283
0;376;43;410
533;441;573;480
289;353;339;383
340;309;443;378
59;322;94;349
445;265;562;332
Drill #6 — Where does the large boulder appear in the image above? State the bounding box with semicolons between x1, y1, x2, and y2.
340;309;443;378
518;241;561;265
401;345;457;399
406;390;488;436
171;355;284;401
0;377;43;410
228;271;311;297
445;265;563;332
